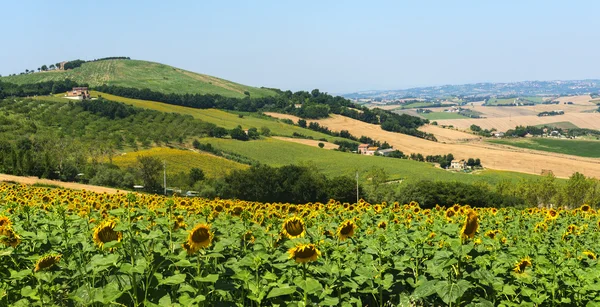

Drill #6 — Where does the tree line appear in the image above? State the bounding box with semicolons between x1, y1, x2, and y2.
0;79;84;98
95;85;435;140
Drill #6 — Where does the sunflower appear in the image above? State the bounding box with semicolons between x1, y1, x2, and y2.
93;220;123;250
288;243;321;263
460;210;479;240
281;216;306;239
583;251;597;260
485;229;500;239
337;220;356;241
445;208;456;220
513;257;532;274
0;216;11;228
34;254;61;272
534;222;548;233
377;221;387;229
185;223;213;254
0;226;21;248
567;224;578;234
581;204;591;213
546;209;559;220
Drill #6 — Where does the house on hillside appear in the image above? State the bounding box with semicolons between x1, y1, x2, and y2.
66;87;90;100
493;132;505;138
450;159;467;170
357;144;370;154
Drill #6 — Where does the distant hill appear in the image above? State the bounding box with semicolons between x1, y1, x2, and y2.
344;79;600;100
0;59;277;98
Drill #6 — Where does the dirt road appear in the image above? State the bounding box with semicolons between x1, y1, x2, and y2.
0;174;125;194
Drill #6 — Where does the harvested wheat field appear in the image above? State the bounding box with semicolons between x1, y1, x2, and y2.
265;112;600;179
272;136;339;149
418;125;481;143
554;95;595;105
437;113;600;131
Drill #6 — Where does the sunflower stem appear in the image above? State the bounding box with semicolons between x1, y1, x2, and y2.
303;263;308;305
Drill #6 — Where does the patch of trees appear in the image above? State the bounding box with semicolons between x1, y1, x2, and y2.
63;60;86;70
425;154;454;168
0;79;84;98
220;164;359;203
396;180;522;208
80;98;137;119
469;124;493;137
505;125;544;137
538;110;564;117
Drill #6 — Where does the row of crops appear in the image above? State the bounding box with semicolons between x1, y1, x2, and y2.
1;183;600;306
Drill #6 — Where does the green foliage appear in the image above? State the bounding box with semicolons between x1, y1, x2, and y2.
221;164;358;203
397;180;522;208
136;156;163;193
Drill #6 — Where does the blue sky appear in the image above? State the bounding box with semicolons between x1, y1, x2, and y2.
1;1;598;93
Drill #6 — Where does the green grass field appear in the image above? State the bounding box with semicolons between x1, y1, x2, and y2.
111;147;248;177
488;138;600;158
420;112;469;120
199;137;542;184
486;96;544;105
1;59;276;98
88;91;352;143
534;121;579;129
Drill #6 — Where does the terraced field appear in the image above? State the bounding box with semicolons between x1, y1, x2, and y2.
1;59;276;98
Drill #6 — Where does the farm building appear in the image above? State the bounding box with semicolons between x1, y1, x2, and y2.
357;144;370;154
66;87;90;100
376;148;396;156
364;147;379;156
493;132;505;138
450;159;467;170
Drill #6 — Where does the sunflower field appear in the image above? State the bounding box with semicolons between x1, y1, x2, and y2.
1;183;600;306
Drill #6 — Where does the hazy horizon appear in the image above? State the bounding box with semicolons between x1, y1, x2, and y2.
1;0;599;93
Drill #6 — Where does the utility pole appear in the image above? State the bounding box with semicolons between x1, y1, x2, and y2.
163;160;167;196
356;171;359;204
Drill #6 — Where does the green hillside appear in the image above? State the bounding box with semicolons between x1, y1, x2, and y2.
200;137;542;185
88;91;353;143
1;59;277;98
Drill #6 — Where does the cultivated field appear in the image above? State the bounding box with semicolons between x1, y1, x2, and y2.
418;125;481;143
111;147;248;177
433;95;598;131
488;138;600;158
200;137;541;185
272;137;339;149
420;112;469;120
265;113;600;179
3;185;600;305
436;113;600;132
1;60;276;98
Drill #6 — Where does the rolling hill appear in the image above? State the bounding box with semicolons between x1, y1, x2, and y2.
1;59;277;98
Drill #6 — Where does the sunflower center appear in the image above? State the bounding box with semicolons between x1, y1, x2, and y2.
340;223;353;235
192;228;210;243
295;247;317;259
